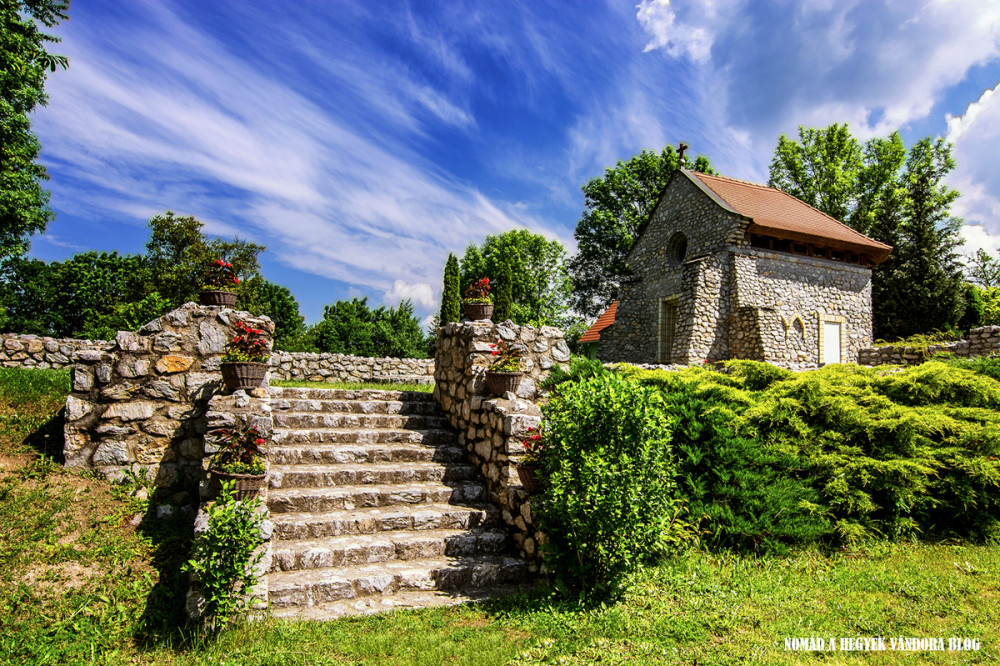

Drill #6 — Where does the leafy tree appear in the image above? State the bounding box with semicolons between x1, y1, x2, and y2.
238;279;305;350
144;211;265;309
958;283;985;331
769;125;965;339
459;229;571;326
0;0;69;263
493;261;513;323
439;253;461;326
967;248;1000;288
569;146;715;318
311;297;428;358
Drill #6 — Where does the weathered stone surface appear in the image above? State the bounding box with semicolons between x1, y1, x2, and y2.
104;401;157;421
197;321;228;355
156;355;195;374
72;367;94;392
93;441;130;465
65;395;93;421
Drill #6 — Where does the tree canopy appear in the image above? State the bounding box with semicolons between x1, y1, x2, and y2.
307;297;429;358
569;145;714;318
768;125;965;339
0;0;69;263
459;229;571;327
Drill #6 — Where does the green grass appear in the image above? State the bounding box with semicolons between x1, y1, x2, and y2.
1;366;998;664
271;379;434;393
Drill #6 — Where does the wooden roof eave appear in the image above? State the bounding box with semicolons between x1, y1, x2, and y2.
746;223;892;264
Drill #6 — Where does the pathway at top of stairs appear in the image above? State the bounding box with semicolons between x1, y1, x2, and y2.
267;386;529;620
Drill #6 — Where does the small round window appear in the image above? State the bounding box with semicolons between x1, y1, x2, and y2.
667;232;687;266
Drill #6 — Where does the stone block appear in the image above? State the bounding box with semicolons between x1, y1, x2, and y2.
72;367;94;392
104;401;157;421
156;355;195;374
65;395;94;421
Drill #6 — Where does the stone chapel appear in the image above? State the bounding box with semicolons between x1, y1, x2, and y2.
586;168;892;366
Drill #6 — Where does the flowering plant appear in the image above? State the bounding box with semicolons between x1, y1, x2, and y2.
463;277;492;304
489;336;522;372
205;258;240;291
521;427;545;465
222;320;269;363
209;424;267;475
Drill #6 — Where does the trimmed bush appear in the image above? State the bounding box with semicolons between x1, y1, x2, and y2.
536;373;690;597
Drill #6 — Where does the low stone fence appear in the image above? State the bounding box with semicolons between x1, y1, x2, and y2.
433;320;570;567
1;333;112;369
268;352;433;384
859;326;1000;366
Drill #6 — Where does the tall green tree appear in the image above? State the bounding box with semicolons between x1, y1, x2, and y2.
569;145;714;318
1;0;69;263
493;260;514;323
768;125;965;339
439;253;461;326
144;211;265;309
967;249;1000;288
459;229;571;327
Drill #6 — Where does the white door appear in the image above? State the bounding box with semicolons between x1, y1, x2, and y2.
823;321;842;364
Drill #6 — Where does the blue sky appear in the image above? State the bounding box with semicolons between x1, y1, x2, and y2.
30;0;1000;325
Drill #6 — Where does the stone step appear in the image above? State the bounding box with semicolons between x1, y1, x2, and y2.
268;585;528;621
268;442;467;466
271;528;509;572
268;482;486;514
272;427;457;447
273;412;452;431
269;462;477;489
270;387;436;402
270;502;501;540
268;555;530;609
271;398;442;416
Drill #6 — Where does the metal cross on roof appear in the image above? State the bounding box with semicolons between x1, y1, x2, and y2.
678;142;689;163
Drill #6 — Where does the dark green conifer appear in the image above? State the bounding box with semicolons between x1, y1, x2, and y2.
439;253;461;325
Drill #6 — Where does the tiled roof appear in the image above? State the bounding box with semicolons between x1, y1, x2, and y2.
578;301;617;343
687;170;892;263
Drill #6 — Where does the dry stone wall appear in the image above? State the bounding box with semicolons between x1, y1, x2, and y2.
63;303;274;492
268;352;433;384
433;319;569;566
1;333;112;369
859;326;1000;366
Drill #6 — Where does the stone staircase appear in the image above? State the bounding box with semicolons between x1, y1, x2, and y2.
266;386;529;619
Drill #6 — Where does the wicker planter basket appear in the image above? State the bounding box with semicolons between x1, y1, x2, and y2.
199;289;237;307
516;463;544;493
220;361;269;392
485;370;522;396
462;302;494;321
209;468;267;501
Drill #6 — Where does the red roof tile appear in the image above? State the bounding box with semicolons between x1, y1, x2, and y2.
579;300;617;343
687;171;892;263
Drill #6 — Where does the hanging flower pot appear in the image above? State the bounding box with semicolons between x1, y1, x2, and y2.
485;370;522;396
463;302;494;321
209;468;267;501
516;462;544;493
220;361;269;392
199;289;237;307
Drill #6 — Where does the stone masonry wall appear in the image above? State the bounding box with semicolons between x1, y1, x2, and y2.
63;302;274;492
268;352;433;384
598;172;748;364
1;333;112;369
433;320;570;565
859;326;1000;366
730;248;873;365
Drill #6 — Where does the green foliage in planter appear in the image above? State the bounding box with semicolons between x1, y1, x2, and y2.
182;482;265;628
536;373;693;598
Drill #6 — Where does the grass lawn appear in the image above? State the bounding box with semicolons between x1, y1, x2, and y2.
271;379;434;393
1;367;997;664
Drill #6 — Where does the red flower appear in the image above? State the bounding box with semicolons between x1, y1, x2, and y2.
254;438;265;445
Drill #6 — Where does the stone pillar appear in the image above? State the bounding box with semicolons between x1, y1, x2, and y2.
63;302;274;492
